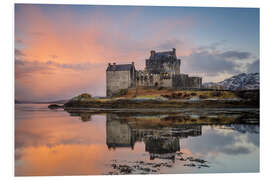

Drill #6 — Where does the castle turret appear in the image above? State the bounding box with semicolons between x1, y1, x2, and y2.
172;48;176;56
150;50;156;58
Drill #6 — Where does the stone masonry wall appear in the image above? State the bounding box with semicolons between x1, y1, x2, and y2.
135;71;172;88
146;58;181;75
106;70;131;97
172;74;202;89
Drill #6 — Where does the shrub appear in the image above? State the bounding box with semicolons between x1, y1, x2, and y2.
199;95;207;99
114;89;128;97
183;94;190;98
80;93;92;99
161;94;170;98
72;93;92;101
211;91;222;97
171;93;177;98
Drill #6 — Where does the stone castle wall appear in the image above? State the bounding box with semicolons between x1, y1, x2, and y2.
106;70;132;97
135;72;202;89
106;70;202;97
135;71;172;88
146;58;181;75
172;74;202;89
145;49;181;75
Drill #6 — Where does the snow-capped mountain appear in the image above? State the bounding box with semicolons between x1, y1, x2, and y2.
203;73;259;90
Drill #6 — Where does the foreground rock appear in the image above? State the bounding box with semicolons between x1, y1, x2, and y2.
48;104;63;109
106;152;210;175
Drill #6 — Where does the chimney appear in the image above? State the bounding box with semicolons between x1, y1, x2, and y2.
131;62;135;81
112;62;116;71
150;50;156;57
172;48;176;55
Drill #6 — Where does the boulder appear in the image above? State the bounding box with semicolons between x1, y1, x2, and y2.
48;104;63;109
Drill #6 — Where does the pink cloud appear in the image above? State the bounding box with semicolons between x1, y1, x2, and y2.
15;5;196;101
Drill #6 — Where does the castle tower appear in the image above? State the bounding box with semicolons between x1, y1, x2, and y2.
106;62;136;97
145;48;181;75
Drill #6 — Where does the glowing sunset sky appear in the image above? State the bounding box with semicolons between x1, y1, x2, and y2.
15;4;259;101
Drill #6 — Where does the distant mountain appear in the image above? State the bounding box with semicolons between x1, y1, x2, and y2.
203;73;259;90
15;99;68;104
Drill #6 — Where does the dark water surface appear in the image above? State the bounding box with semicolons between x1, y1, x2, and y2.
15;104;259;176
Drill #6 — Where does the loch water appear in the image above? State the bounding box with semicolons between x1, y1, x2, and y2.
15;104;259;176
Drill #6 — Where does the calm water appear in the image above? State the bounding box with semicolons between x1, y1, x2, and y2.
15;104;259;176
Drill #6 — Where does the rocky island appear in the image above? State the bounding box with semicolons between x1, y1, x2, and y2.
61;88;259;109
48;48;259;125
48;87;259;125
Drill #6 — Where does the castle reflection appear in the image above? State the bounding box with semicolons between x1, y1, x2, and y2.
68;112;92;122
65;108;259;161
106;114;202;161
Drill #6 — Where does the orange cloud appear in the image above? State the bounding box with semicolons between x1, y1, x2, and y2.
15;4;196;100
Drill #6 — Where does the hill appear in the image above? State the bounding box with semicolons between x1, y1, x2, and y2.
203;73;259;90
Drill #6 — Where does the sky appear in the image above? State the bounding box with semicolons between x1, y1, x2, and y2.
15;4;259;101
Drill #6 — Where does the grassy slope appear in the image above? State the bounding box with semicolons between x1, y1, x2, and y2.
117;87;238;100
63;87;259;109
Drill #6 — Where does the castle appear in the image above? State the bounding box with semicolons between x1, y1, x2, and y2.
106;48;202;97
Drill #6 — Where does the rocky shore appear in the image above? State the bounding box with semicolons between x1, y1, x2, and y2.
62;98;258;109
48;89;259;113
106;152;210;175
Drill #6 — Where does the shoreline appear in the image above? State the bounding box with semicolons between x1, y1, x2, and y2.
64;107;259;125
63;106;259;113
47;89;259;125
61;99;259;109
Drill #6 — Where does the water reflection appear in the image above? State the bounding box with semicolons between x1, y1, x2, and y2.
15;104;260;176
106;113;203;161
69;112;92;122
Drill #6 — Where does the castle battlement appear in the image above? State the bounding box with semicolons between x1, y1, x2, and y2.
106;48;202;97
